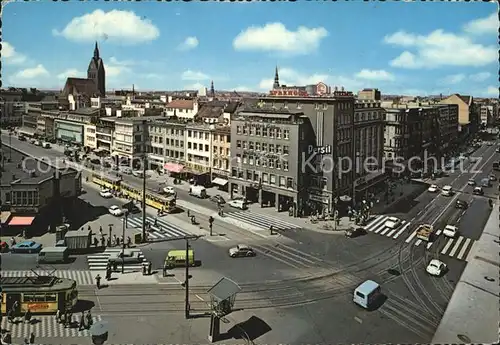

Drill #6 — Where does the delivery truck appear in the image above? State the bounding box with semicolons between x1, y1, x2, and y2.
189;185;207;198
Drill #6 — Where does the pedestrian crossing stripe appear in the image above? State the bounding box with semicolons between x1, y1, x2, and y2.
1;270;94;286
364;216;409;238
126;215;190;240
226;211;301;231
87;248;145;271
0;315;102;339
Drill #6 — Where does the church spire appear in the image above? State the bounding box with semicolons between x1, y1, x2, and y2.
210;80;215;97
273;66;280;89
94;41;100;60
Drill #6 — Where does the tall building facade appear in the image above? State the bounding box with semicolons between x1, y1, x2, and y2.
87;42;106;97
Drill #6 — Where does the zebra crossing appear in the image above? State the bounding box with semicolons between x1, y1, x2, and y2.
364;215;475;261
87;248;145;271
226;211;301;231
0;315;102;339
126;215;190;240
1;270;94;286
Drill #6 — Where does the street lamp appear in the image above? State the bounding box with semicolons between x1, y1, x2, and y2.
121;213;127;273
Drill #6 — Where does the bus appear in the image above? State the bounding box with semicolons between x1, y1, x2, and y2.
146;191;177;213
1;275;78;315
92;173;122;191
120;182;142;200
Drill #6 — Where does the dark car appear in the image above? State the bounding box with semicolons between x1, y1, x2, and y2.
345;227;366;238
473;187;484;195
489;174;497;181
210;195;226;205
455;199;468;209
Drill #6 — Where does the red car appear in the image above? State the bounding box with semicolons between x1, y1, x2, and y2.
0;241;9;253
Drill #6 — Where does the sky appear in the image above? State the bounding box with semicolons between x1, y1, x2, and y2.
2;1;498;97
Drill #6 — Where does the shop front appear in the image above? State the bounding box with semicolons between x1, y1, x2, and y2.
306;189;332;216
354;171;388;202
211;169;229;192
55;121;84;146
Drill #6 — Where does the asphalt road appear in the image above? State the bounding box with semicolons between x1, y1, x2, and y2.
1;251;89;270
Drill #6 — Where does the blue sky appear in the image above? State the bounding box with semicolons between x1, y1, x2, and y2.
2;1;498;97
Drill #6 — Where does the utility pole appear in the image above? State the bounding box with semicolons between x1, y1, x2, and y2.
9;131;12;161
121;214;127;274
141;119;147;242
185;238;190;319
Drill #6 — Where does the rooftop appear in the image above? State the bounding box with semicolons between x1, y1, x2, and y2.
1;148;55;185
166;99;195;110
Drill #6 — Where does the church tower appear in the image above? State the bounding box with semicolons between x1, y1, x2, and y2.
210;81;215;97
273;66;280;89
87;42;106;97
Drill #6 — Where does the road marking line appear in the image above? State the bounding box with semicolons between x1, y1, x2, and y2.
365;216;389;232
457;238;472;260
374;225;387;234
441;238;454;255
393;223;411;239
414;239;422;247
426;241;434;249
195;294;205;302
435;229;442;236
380;223;398;235
405;229;418;243
449;236;464;257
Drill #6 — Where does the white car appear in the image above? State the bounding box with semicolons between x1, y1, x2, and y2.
384;217;401;229
163;186;175;195
427;184;439;193
426;259;447;276
443;225;458;238
441;185;453;196
109;205;123;216
227;199;247;210
99;189;113;198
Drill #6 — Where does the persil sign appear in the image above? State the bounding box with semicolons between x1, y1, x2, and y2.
269;89;308;97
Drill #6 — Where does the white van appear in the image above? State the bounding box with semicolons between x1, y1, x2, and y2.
42;142;51;149
441;185;453;196
353;280;381;309
189;185;207;198
37;247;69;264
228;199;247;210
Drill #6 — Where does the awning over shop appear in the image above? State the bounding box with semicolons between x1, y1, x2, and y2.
1;212;12;225
212;178;228;186
18;127;35;136
164;163;184;173
8;216;35;226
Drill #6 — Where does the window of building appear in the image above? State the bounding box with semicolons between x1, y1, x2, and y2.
236;153;241;163
255;157;260;166
262;128;268;137
276;129;282;139
276;160;282;170
269;144;275;152
269;159;275;169
284;129;290;140
283;161;289;171
262;143;268;151
253;172;260;182
243;155;248;164
321;177;328;190
249;156;254;165
249;141;254;150
269;129;275;138
246;170;252;180
322;103;328;110
276;145;282;154
256;127;261;136
205;144;209;152
205;133;209;140
243;126;248;135
188;130;192;137
315;103;319;110
232;168;238;177
236;140;242;148
262;158;267;167
250;126;256;136
270;174;276;185
283;146;289;155
262;172;268;183
243;141;248;149
238;169;244;179
255;142;261;151
279;176;286;187
193;143;198;150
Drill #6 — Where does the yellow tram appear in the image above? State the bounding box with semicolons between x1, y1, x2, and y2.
92;173;122;191
145;190;177;213
0;275;78;315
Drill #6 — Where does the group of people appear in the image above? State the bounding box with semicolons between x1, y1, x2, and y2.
96;226;132;248
0;303;36;344
55;309;93;331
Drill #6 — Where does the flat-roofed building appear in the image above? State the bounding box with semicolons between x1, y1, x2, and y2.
211;125;231;189
184;123;212;185
147;120;186;172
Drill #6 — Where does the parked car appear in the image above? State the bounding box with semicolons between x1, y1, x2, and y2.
229;245;256;258
108;249;143;264
210;195;226;205
473;186;484;195
0;241;9;253
496;147;500;153
455;199;468;209
99;189;113;198
109;205;124;216
443;225;458;238
345;227;366;238
11;241;43;254
427;184;439;193
467;179;476;186
162;186;175;195
426;259;447;276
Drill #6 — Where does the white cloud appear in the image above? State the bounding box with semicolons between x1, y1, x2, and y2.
57;68;85;80
485;86;498;97
384;29;497;68
108;57;134;66
233;86;254;92
139;73;162;80
440;74;466;85
184;83;205;90
178;36;199;51
52;10;160;44
463;13;498;35
233;23;328;55
106;65;129;77
181;70;210;81
355;69;395;81
2;42;27;65
11;65;49;79
469;72;491;82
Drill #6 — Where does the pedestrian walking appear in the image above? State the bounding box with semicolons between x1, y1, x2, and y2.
100;236;105;247
147;261;152;275
24;308;32;324
127;236;132;248
95;274;102;289
86;310;93;329
93;237;98;247
105;267;111;281
56;309;61;323
79;312;85;331
29;332;35;344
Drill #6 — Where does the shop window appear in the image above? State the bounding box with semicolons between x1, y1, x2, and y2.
279;176;286;187
286;177;293;189
270;174;276;185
